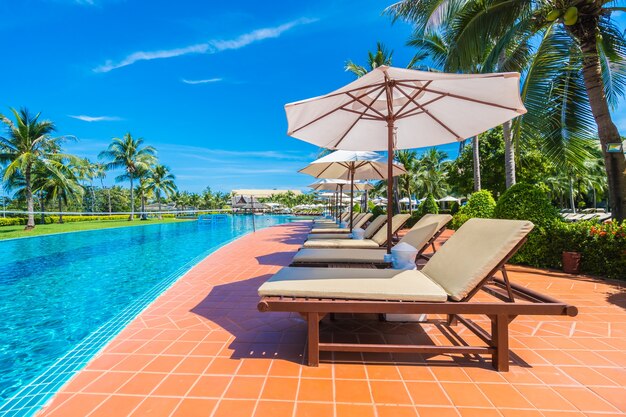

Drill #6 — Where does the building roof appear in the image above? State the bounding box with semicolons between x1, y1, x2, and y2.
232;189;303;198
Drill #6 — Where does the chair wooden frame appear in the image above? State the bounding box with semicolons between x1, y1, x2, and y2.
258;238;578;371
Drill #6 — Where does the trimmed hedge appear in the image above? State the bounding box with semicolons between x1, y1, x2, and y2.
0;213;179;227
451;190;496;229
511;220;626;280
494;183;559;227
371;205;386;218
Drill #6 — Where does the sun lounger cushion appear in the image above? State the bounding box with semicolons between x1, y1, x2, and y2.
310;213;372;233
399;214;452;249
293;248;386;263
258;267;448;302
369;213;410;245
303;238;381;248
422;218;534;301
306;233;353;240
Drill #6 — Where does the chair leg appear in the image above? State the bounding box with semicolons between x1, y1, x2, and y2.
307;312;320;367
491;314;509;371
447;314;458;326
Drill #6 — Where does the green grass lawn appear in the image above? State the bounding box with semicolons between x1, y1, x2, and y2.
0;218;193;240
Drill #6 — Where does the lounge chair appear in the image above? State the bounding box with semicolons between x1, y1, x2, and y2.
312;212;363;229
303;214;410;248
293;214;452;267
310;213;372;233
258;218;578;371
306;214;387;241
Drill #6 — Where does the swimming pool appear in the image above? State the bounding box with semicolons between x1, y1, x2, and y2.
0;215;291;416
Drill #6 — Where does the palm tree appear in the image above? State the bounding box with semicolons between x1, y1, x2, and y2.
147;165;177;219
75;158;98;213
94;163;111;214
387;0;626;220
414;148;449;198
99;133;156;220
395;149;418;213
41;158;84;223
346;42;395;76
0;108;71;229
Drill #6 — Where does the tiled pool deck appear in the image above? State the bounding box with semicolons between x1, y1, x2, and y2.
36;223;626;417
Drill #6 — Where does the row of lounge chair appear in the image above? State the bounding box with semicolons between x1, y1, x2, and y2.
561;211;612;222
257;212;578;371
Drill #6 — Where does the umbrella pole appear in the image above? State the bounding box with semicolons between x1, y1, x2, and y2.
339;184;344;224
386;118;394;254
349;168;355;232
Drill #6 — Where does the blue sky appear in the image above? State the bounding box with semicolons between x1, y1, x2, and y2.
1;1;625;193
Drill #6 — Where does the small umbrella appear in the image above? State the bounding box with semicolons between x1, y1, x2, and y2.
309;179;372;222
437;195;461;202
286;66;525;252
300;150;405;231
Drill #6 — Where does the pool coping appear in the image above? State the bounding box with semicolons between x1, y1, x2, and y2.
0;223;288;417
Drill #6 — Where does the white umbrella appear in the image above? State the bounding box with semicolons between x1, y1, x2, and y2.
286;66;525;252
298;150;406;231
301;150;405;230
309;179;372;223
437;196;461;202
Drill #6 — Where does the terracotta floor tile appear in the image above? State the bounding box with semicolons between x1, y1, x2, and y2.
174;356;214;374
268;359;302;377
498;410;543;417
82;371;133;394
151;374;200;397
334;363;367;380
61;371;103;393
589;386;626;412
478;383;533;409
295;402;334;417
143;356;185;372
430;366;471;382
88;394;144;417
187;375;231;398
365;364;402;380
336;403;376;417
129;397;181;417
212;399;256;417
261;377;299;401
553;387;619;413
236;358;272;376
440;382;492;407
376;405;418;417
297;378;334;402
414;406;460;417
203;357;241;375
369;380;412;405
397;365;436;381
335;379;372;403
41;394;107;417
117;372;167;395
404;381;451;406
457;408;501;417
169;398;216;417
255;401;294;417
561;366;620;387
512;384;577;411
223;376;265;399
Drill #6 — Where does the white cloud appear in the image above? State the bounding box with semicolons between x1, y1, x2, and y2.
181;78;223;85
93;17;317;73
68;115;122;122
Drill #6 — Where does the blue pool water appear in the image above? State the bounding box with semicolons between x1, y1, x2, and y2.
0;215;290;416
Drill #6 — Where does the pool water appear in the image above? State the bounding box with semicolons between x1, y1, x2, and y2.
0;215;290;415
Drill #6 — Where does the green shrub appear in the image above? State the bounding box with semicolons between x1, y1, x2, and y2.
451;190;496;229
449;201;460;215
405;211;422;228
0;217;24;226
494;183;559;227
371;205;386;218
420;194;439;216
352;203;361;213
511;220;626;280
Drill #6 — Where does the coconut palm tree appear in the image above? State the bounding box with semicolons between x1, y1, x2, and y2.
75;158;98;213
395;149;418;213
414;148;449;198
99;133;156;220
41;158;84;223
387;0;626;220
147;164;177;219
94;163;111;214
0;108;73;229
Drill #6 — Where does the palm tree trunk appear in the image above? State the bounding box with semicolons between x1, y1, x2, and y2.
406;183;412;215
576;25;626;221
129;174;134;221
157;190;162;220
90;180;96;213
503;121;516;188
58;195;64;223
570;177;576;214
472;136;481;191
24;164;35;230
39;191;45;224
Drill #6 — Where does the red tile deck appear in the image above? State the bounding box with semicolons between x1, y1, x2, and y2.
36;223;626;417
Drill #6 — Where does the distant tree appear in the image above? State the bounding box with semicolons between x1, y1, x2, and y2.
99;133;156;220
147;164;177;219
0;108;72;229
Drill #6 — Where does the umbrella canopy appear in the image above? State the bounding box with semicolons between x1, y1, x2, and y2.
286;66;525;252
299;150;405;180
437;196;461;202
309;179;373;192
